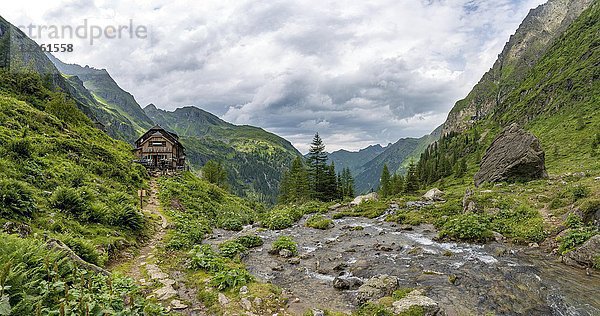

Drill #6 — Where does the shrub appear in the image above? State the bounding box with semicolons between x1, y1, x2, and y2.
0;178;36;218
218;240;247;258
236;235;263;248
557;227;597;254
271;236;297;255
261;206;302;230
50;186;88;218
439;213;492;242
218;217;244;231
0;233;161;315
565;213;583;229
305;214;333;229
62;236;106;266
210;268;253;290
7;138;32;158
111;204;144;231
571;185;590;201
188;244;226;272
355;302;393;316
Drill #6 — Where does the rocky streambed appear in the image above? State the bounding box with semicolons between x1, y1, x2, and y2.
207;213;600;315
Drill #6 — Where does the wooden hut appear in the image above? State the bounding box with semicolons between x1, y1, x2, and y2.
133;125;185;170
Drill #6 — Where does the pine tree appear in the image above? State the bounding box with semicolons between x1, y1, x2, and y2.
306;133;328;201
342;167;355;198
379;164;391;197
404;161;419;193
278;170;292;203
390;173;404;195
202;160;228;190
278;157;310;203
323;162;338;201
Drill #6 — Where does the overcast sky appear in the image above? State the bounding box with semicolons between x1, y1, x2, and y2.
4;0;545;153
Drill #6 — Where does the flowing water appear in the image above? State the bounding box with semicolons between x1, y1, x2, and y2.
207;213;600;315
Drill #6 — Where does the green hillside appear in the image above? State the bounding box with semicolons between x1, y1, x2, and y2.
353;137;421;193
326;144;386;175
0;66;173;313
145;105;301;203
47;53;154;141
400;0;600;251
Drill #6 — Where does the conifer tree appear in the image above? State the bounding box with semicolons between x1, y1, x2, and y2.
339;167;355;198
404;161;419;193
389;173;404;195
306;133;328;201
202;160;228;190
379;164;391;197
278;157;310;203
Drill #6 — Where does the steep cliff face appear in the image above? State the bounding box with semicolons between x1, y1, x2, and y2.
442;0;594;135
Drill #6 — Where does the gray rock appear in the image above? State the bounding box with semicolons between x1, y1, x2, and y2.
239;285;249;295
218;293;230;306
474;124;548;187
170;299;188;310
392;289;439;315
240;297;252;310
406;201;433;208
332;276;363;290
423;188;445;201
279;249;293;258
356;274;399;303
312;309;325;316
2;222;32;238
288;257;301;265
564;235;600;268
351;192;378;206
154;285;177;300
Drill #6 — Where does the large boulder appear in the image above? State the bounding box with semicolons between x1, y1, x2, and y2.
392;289;439;315
563;235;600;268
422;188;444;201
474;124;547;187
350;192;378;206
356;274;399;303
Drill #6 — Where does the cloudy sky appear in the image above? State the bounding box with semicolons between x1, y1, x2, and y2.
4;0;545;152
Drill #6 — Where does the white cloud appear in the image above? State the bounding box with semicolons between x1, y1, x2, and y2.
2;0;546;152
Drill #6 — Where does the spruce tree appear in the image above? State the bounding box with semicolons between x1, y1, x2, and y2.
278;157;310;203
379;164;391;197
202;160;228;190
404;161;419;193
306;133;328;201
341;167;355;198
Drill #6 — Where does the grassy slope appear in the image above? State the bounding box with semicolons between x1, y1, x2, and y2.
0;70;168;314
395;2;600;249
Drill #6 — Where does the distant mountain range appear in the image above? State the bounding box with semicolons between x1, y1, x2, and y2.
144;104;300;202
326;127;440;193
0;22;300;203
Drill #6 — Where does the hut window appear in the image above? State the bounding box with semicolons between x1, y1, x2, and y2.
150;141;166;147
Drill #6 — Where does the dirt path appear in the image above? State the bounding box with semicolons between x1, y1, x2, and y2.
115;179;205;315
128;179;168;281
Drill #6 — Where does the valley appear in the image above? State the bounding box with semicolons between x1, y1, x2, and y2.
0;0;599;315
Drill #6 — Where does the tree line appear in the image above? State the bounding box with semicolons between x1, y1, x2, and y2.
377;129;479;198
278;133;355;204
